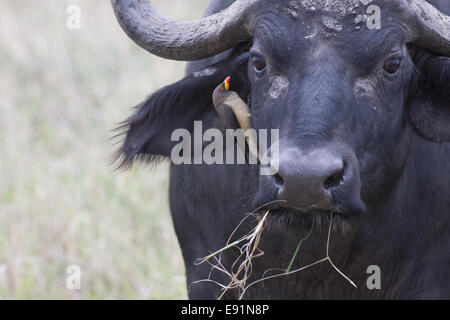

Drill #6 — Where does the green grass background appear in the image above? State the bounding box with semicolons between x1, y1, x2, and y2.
0;0;209;299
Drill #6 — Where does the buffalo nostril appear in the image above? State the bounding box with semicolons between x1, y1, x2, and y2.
323;165;345;190
273;173;284;189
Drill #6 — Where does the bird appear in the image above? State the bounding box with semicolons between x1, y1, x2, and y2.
212;76;259;161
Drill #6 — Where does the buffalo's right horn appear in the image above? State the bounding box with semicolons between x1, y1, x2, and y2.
111;0;262;61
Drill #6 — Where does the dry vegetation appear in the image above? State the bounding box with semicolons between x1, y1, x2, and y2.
0;0;208;299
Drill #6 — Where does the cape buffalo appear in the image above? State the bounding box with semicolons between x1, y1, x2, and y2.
111;0;450;299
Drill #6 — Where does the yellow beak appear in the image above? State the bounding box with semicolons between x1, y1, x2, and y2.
224;76;231;91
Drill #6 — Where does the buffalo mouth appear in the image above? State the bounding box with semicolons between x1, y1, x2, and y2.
251;195;366;232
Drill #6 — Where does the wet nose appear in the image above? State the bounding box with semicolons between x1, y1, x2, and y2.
273;148;350;211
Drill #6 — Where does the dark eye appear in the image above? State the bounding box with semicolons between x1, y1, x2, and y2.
252;55;267;76
383;57;402;74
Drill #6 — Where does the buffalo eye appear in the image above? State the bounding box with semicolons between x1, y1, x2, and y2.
252;55;267;77
383;57;402;74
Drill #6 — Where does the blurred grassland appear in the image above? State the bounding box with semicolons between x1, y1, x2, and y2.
0;0;208;299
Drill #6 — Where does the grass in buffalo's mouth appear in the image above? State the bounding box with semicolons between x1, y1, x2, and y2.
285;222;314;274
194;209;269;299
194;208;356;300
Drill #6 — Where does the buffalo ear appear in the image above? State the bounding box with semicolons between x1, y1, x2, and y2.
409;55;450;143
113;73;221;169
113;51;250;169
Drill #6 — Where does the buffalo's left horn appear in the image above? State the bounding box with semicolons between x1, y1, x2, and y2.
398;0;450;56
111;0;262;61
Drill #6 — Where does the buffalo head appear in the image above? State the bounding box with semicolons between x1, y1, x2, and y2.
112;0;450;223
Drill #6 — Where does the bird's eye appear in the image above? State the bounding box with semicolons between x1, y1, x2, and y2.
383;57;402;74
252;55;267;76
